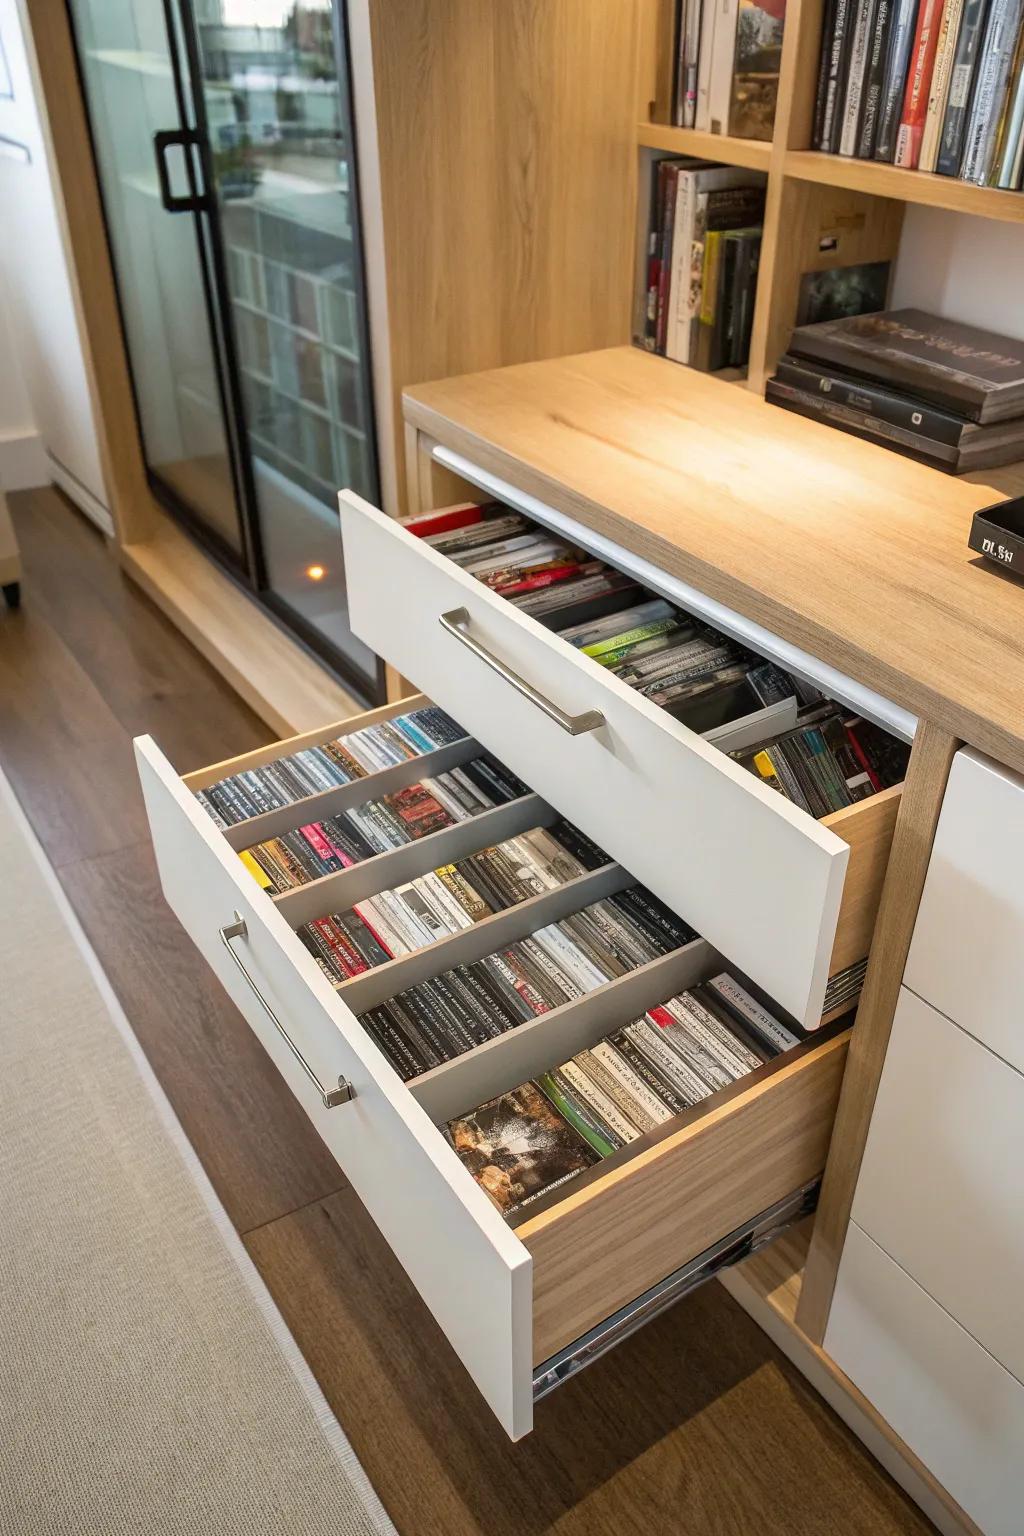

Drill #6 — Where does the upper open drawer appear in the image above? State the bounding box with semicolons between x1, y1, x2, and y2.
338;493;900;1028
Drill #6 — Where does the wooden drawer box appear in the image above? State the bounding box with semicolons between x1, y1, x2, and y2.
339;491;901;1029
137;694;849;1439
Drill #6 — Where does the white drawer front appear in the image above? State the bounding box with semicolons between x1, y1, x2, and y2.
339;493;849;1029
905;748;1024;1074
826;1222;1024;1536
135;736;534;1438
853;988;1024;1386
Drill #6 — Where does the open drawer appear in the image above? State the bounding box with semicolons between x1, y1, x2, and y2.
338;492;902;1028
137;695;849;1439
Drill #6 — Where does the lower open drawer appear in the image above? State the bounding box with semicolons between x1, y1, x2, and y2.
137;693;850;1438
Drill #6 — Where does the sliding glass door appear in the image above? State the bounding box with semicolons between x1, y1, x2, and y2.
70;0;383;698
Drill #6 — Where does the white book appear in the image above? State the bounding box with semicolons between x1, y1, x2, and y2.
839;0;880;155
919;0;967;172
708;0;741;132
532;922;609;992
664;164;765;363
694;0;719;129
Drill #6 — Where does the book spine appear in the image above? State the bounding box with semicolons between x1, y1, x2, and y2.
682;0;704;126
935;0;991;171
814;0;840;145
665;172;696;364
856;0;895;153
708;0;741;131
655;166;681;354
672;0;687;124
959;0;1023;182
894;0;944;164
773;356;967;442
821;0;856;149
873;0;921;157
840;0;882;153
918;0;967;170
695;0;720;128
993;24;1024;183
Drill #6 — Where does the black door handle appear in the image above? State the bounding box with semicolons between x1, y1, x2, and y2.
153;129;207;213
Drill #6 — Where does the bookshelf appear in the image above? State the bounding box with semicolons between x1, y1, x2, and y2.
636;0;1024;391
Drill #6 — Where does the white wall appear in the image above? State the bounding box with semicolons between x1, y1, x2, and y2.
0;0;110;527
891;207;1024;338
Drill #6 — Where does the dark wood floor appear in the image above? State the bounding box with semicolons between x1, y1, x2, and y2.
0;487;936;1536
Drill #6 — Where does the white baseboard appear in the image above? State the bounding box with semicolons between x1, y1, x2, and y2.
0;430;48;492
46;453;114;537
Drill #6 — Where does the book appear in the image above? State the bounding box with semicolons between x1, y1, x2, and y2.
688;182;767;368
818;0;858;148
991;20;1024;184
856;0;896;153
918;0;967;170
873;0;921;158
959;0;1024;182
771;353;1024;469
730;0;787;138
935;0;990;171
795;261;890;326
709;0;743;133
678;0;704;126
893;0;945;165
788;308;1024;422
695;0;720;128
839;0;882;154
446;1081;601;1216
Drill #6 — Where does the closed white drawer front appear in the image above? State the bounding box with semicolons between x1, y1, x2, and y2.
826;1222;1024;1536
137;694;849;1438
338;492;899;1029
905;748;1024;1074
852;987;1024;1386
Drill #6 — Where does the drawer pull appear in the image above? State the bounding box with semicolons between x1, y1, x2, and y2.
439;607;605;736
219;914;355;1108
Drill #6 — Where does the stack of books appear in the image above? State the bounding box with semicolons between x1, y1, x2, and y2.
813;0;1024;186
766;307;1024;471
639;161;767;372
237;753;530;893
297;818;608;979
446;972;802;1218
195;704;468;827
356;885;697;1081
671;0;788;139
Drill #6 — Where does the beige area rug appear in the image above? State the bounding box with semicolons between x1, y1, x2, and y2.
0;770;397;1536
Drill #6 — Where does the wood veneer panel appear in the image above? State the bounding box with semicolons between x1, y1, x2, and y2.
798;721;959;1341
403;347;1024;773
826;785;902;974
519;1032;849;1364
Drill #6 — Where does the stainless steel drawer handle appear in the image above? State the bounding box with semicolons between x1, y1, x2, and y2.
219;913;354;1108
439;607;605;736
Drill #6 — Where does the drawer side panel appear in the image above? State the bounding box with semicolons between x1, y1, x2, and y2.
135;735;534;1438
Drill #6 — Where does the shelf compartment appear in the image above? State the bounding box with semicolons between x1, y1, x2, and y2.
638;121;774;172
784;151;1024;225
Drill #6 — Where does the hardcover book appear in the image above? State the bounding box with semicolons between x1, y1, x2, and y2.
788;308;1024;421
893;0;944;165
935;0;991;173
729;0;787;138
873;0;920;158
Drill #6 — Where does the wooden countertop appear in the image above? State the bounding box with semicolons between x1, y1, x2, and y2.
404;346;1024;772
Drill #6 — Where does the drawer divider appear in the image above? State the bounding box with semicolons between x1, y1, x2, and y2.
271;793;553;929
337;862;629;1016
221;736;484;850
409;936;720;1125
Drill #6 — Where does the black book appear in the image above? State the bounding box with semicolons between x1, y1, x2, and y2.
935;0;991;174
819;0;857;150
856;0;895;154
788;308;1024;423
873;0;920;159
813;0;840;144
766;376;960;469
773;353;1024;469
